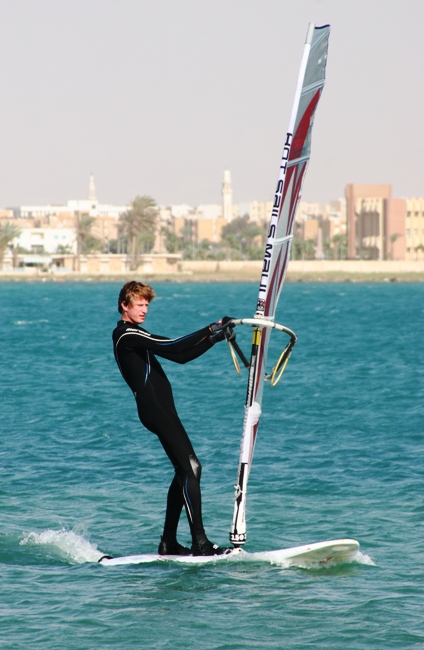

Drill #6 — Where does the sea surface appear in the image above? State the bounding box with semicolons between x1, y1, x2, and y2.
1;280;423;649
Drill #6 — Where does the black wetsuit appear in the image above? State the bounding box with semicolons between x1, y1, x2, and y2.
112;319;216;544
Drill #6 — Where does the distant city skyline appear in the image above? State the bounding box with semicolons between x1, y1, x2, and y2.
4;170;421;218
3;180;423;265
3;171;346;213
1;1;423;207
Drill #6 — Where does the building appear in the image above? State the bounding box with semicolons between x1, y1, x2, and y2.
294;200;347;259
17;226;77;255
2;176;129;260
154;171;241;255
345;184;406;260
405;198;424;260
237;200;272;226
156;204;228;256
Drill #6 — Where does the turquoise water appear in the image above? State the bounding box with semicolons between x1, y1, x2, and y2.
1;280;423;649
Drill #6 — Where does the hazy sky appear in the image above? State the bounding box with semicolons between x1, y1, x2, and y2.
1;0;423;208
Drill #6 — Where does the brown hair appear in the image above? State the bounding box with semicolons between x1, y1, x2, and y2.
118;281;156;314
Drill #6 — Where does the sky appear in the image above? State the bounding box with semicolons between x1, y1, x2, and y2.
1;0;423;208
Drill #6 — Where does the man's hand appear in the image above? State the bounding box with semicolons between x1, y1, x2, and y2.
219;316;235;328
209;317;236;343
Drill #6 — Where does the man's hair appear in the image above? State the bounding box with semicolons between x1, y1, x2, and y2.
118;281;156;314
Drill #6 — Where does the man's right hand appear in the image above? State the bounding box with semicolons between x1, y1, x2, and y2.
209;317;236;343
220;316;235;328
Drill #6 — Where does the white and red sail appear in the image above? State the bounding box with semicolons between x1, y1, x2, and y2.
230;23;331;546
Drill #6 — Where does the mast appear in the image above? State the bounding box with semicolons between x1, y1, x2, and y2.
230;23;330;546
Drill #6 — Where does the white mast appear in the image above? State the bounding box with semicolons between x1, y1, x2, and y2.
230;24;331;547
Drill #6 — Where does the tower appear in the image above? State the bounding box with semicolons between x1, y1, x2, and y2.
88;174;97;203
222;169;233;221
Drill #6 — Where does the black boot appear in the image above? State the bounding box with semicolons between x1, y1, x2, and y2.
191;538;233;556
158;537;191;556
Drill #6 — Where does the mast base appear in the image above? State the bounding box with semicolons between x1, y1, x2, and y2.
230;532;246;545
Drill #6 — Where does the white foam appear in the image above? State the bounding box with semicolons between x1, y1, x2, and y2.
20;528;103;564
14;319;49;326
353;550;376;566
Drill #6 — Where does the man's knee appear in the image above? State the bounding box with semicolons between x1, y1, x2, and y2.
188;454;202;481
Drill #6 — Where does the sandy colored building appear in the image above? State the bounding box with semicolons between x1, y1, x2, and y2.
294;200;347;258
345;184;406;260
405;198;424;260
169;215;228;246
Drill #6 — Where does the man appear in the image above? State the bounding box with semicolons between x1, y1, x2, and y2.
112;280;233;556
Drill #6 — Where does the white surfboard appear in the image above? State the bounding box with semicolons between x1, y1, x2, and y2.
98;538;359;567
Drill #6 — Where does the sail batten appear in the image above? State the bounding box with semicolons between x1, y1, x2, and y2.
229;23;330;547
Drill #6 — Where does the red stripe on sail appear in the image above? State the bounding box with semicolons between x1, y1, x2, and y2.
286;163;307;236
289;89;321;160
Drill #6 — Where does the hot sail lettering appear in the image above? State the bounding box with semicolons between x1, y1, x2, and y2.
272;179;284;219
280;132;292;172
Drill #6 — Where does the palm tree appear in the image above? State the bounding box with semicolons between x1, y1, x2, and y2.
292;238;307;260
161;227;183;254
119;196;158;270
305;239;317;260
414;243;424;260
74;212;102;271
0;223;21;269
332;233;347;260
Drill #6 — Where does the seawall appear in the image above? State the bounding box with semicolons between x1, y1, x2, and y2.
1;260;424;282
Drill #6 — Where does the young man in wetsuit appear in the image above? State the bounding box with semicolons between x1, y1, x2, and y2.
112;280;233;556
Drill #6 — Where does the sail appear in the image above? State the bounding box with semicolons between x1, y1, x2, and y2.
230;23;330;546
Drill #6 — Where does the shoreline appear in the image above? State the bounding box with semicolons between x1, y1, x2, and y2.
1;270;424;283
2;259;423;283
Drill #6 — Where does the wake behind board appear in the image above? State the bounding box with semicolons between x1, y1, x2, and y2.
98;539;359;567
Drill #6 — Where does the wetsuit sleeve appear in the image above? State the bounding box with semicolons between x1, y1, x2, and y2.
116;325;216;364
158;334;213;363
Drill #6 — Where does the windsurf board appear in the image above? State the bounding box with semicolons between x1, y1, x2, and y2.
98;538;359;567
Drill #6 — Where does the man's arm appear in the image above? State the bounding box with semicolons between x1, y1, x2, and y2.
116;324;218;364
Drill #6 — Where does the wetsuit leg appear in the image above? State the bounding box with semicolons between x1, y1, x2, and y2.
136;398;205;540
162;474;184;540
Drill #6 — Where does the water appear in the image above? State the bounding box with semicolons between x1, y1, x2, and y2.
1;280;423;649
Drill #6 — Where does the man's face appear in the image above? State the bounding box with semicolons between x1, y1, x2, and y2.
121;298;150;324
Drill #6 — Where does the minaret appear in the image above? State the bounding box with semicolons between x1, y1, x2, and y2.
88;174;97;202
222;169;233;221
316;226;324;259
